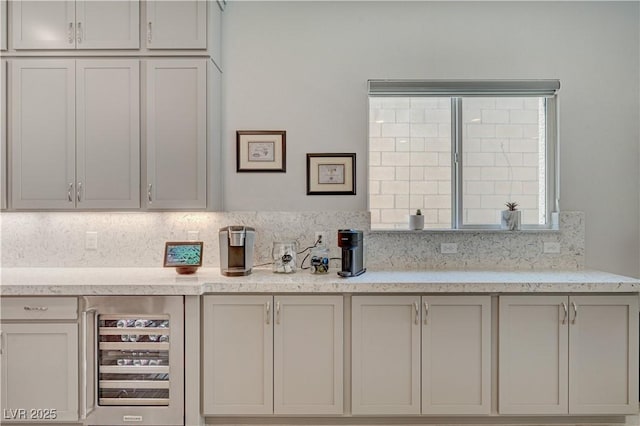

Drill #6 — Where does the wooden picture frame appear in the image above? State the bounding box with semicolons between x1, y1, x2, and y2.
306;153;356;195
236;130;286;172
163;241;203;268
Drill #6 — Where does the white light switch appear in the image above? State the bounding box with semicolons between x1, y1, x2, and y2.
187;230;199;241
85;231;98;250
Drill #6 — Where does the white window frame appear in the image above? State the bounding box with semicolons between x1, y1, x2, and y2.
368;80;560;230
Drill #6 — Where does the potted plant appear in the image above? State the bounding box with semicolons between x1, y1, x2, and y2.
501;202;521;231
409;209;425;230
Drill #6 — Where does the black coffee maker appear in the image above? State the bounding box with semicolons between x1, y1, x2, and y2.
337;229;366;277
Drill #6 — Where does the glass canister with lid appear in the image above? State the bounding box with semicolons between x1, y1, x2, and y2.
309;246;330;274
272;241;297;273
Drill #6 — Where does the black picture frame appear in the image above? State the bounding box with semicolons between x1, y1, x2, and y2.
236;130;286;172
306;153;356;195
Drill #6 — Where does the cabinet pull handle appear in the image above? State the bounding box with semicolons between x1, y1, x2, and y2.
68;183;74;202
24;305;48;311
571;301;578;324
423;301;429;325
0;330;3;355
266;301;271;325
68;22;74;43
414;301;419;325
77;182;82;203
77;21;83;44
147;21;152;43
81;308;97;420
147;184;153;203
276;301;281;324
561;302;568;325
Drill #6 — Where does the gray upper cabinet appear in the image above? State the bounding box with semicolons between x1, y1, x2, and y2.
75;60;140;209
1;60;6;209
11;0;139;50
1;0;7;50
11;59;140;210
11;59;76;209
146;59;206;209
146;0;206;49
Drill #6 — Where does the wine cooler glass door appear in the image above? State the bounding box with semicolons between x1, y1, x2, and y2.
98;315;172;405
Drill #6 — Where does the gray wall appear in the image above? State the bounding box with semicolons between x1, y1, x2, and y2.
222;1;640;277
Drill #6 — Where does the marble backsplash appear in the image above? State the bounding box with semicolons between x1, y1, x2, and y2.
0;211;584;270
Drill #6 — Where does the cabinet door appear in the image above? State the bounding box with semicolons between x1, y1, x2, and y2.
422;296;491;415
568;295;639;414
1;0;7;50
1;60;6;209
202;295;273;415
499;295;568;415
146;0;206;49
146;59;206;209
11;60;76;209
75;0;140;49
0;323;79;422
274;296;343;415
351;296;421;415
76;60;140;209
12;1;76;49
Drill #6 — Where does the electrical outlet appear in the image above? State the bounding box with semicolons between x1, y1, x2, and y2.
85;231;98;250
187;230;199;241
440;243;457;254
315;231;325;245
544;242;561;254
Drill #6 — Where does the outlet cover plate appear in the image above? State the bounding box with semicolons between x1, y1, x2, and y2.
85;231;98;250
440;243;458;254
544;242;561;254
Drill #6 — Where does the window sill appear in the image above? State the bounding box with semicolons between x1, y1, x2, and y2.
370;227;560;234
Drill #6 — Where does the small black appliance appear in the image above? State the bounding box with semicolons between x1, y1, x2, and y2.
337;229;366;277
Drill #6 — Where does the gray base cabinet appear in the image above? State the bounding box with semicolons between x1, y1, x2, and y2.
499;295;639;415
351;295;491;416
0;297;79;422
202;295;343;416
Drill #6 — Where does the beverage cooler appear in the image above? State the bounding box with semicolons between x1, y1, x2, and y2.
81;296;184;426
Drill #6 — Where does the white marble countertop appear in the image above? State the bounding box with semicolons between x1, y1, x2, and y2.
1;267;639;296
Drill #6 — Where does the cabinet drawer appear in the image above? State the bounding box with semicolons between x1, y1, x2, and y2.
1;297;78;320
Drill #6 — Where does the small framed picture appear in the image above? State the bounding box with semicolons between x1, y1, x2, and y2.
306;153;356;195
163;242;203;268
236;130;286;172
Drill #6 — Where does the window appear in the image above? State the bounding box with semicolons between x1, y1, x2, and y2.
368;80;559;230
